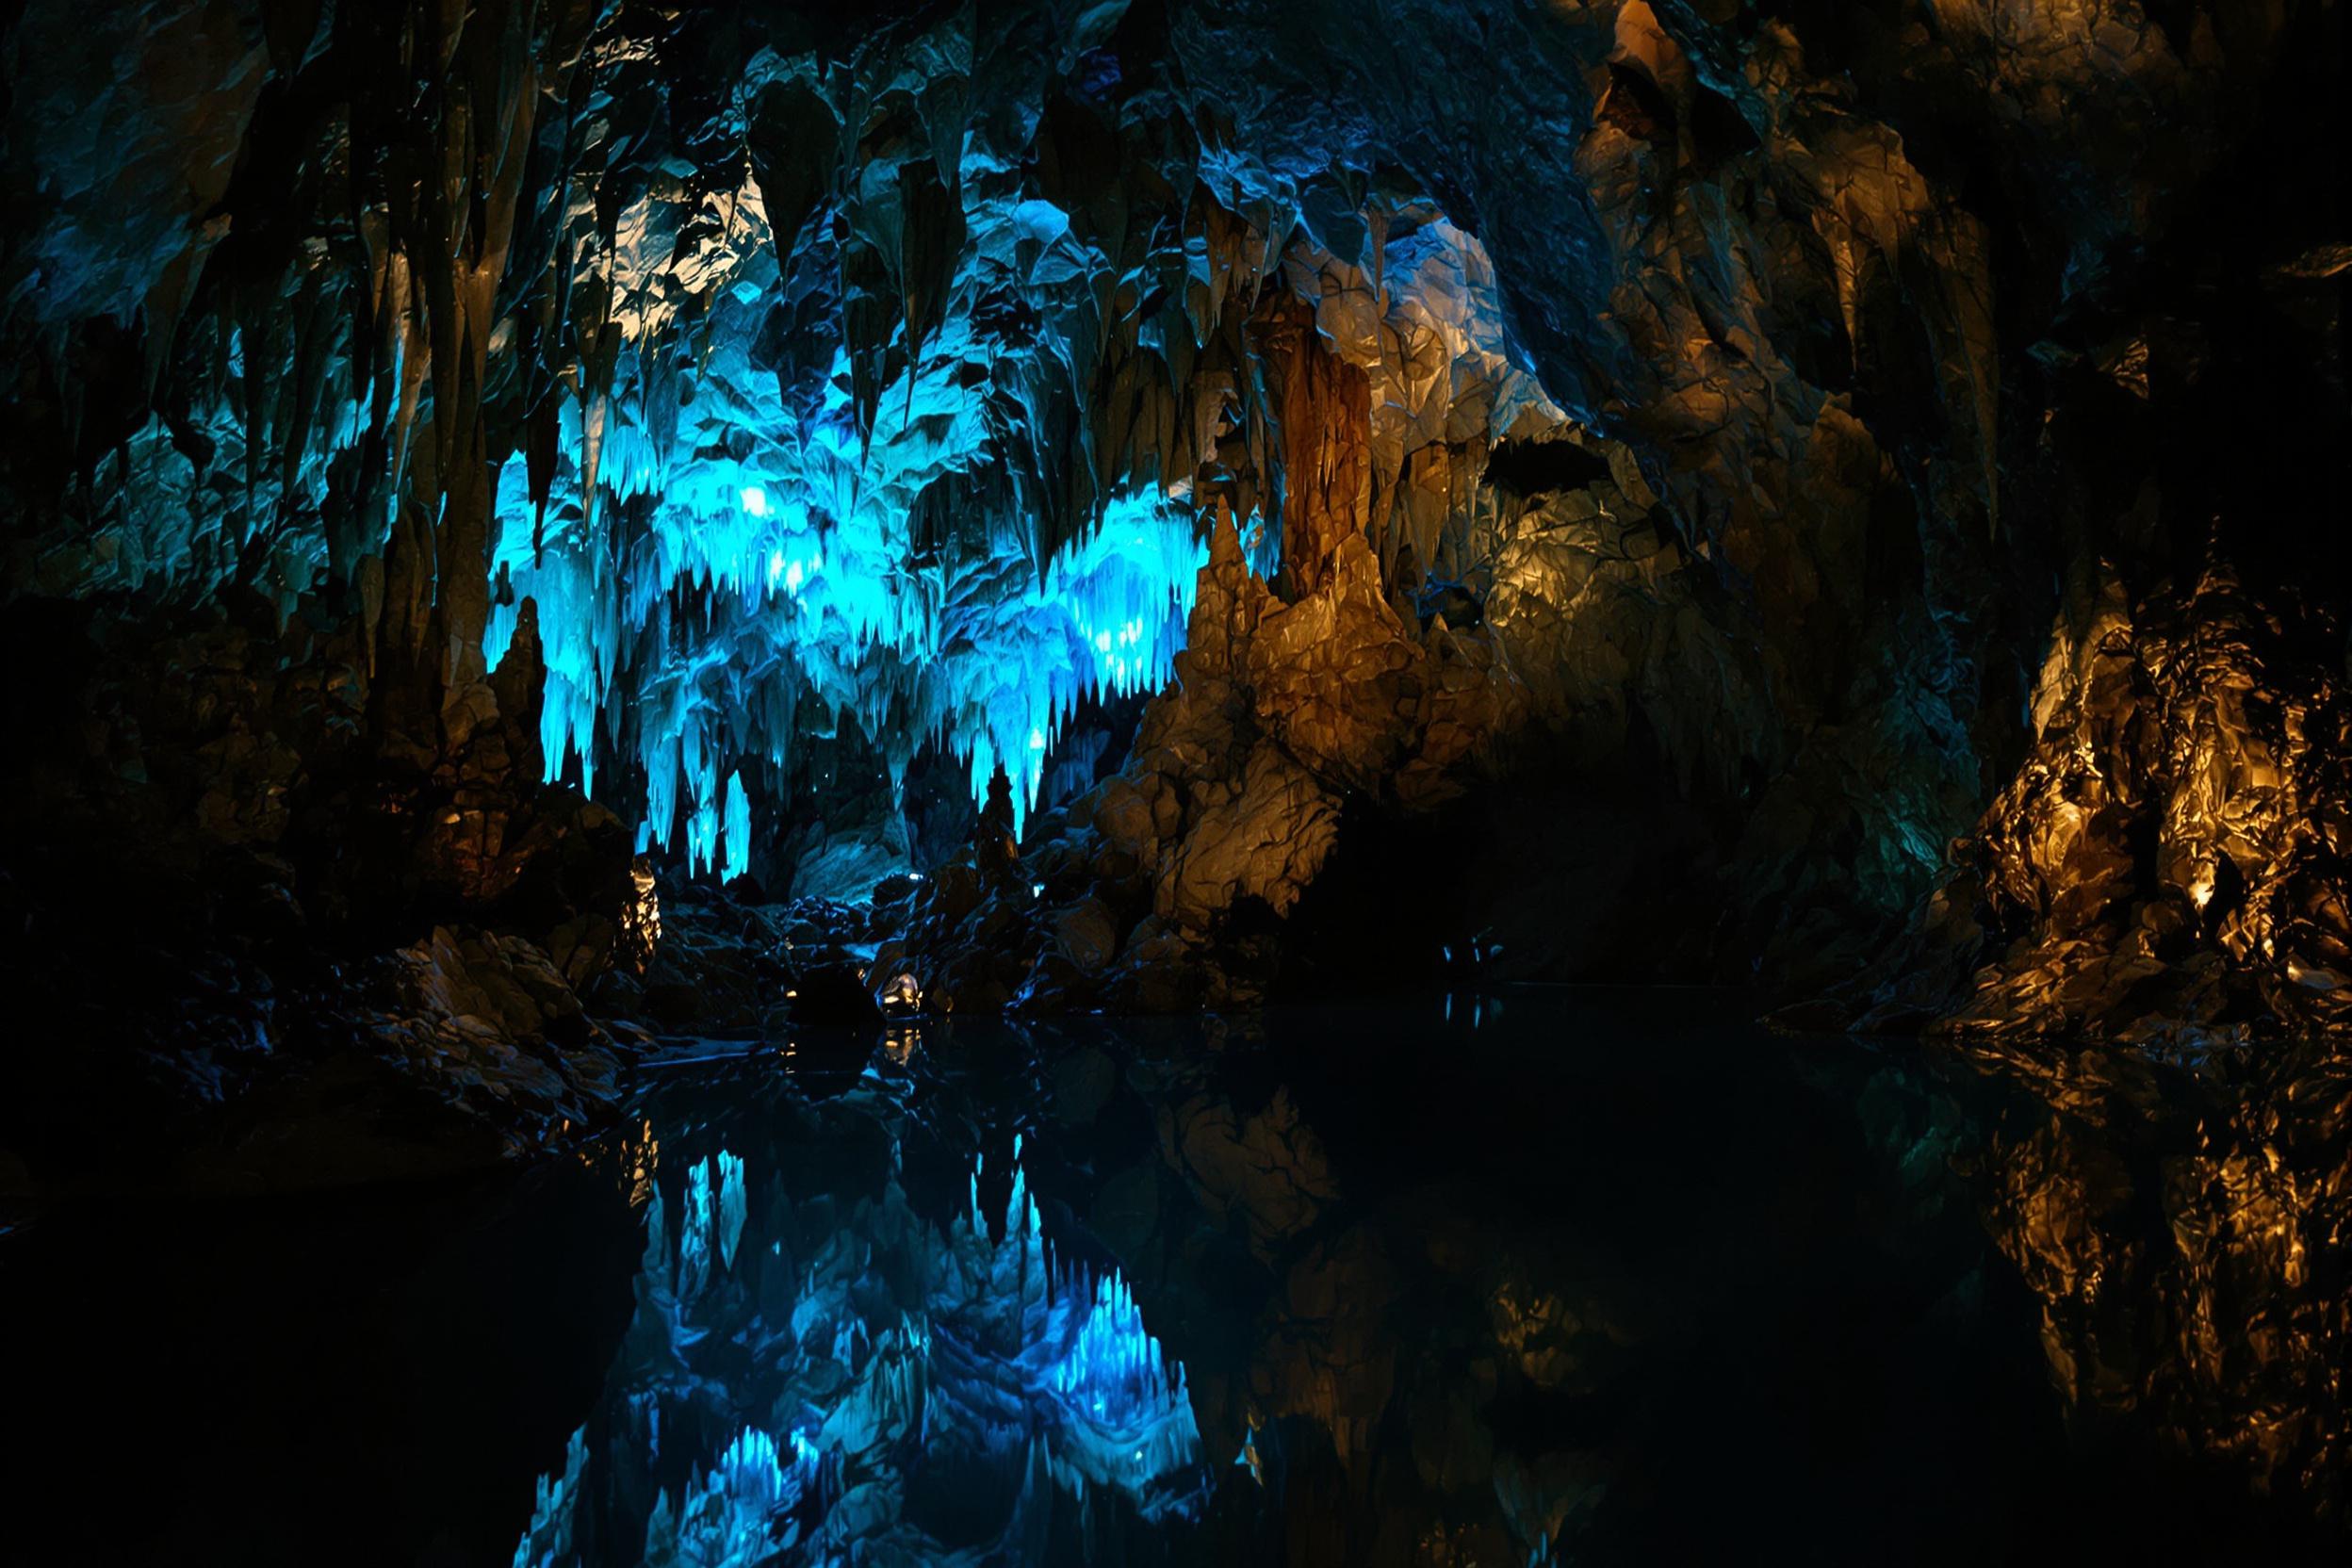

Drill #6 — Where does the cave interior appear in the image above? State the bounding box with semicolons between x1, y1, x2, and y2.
1;0;2347;1561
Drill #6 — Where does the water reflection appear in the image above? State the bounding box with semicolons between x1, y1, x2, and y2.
513;1108;1207;1566
4;991;2341;1562
505;992;2344;1563
1937;1034;2350;1518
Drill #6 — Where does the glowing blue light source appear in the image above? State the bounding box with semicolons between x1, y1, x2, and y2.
472;161;1257;879
721;773;750;883
490;452;1223;867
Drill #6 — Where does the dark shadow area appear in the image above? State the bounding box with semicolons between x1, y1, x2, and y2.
0;1159;642;1563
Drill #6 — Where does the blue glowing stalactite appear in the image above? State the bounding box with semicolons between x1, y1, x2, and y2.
719;775;751;884
476;157;1250;884
44;36;1560;905
489;444;1217;874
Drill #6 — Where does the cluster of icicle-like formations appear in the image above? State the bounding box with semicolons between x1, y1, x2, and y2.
513;1135;1204;1566
13;2;1564;887
476;141;1560;879
470;64;1250;876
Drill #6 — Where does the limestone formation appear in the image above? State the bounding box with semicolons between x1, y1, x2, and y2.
1;1;2345;1187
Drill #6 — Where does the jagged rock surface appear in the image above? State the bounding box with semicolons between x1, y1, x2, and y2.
878;482;1528;1013
1825;561;2352;1043
0;0;2345;1144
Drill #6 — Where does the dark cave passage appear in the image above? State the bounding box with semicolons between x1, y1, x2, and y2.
2;0;2347;1560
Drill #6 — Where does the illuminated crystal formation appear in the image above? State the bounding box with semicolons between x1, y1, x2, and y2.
465;74;1291;880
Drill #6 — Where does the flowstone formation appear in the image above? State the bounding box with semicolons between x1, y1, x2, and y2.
1;0;2347;1190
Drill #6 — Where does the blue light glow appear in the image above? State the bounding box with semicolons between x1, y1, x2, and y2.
37;35;1563;898
468;154;1249;881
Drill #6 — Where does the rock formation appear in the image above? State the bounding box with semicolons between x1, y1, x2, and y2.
1;0;2346;1186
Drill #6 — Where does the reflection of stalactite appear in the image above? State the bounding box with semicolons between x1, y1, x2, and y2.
514;1137;1207;1564
511;1425;587;1568
640;1429;818;1568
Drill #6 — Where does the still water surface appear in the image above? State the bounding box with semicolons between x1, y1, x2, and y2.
5;988;2341;1563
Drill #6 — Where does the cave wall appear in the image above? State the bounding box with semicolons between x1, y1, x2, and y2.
0;0;2344;1148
